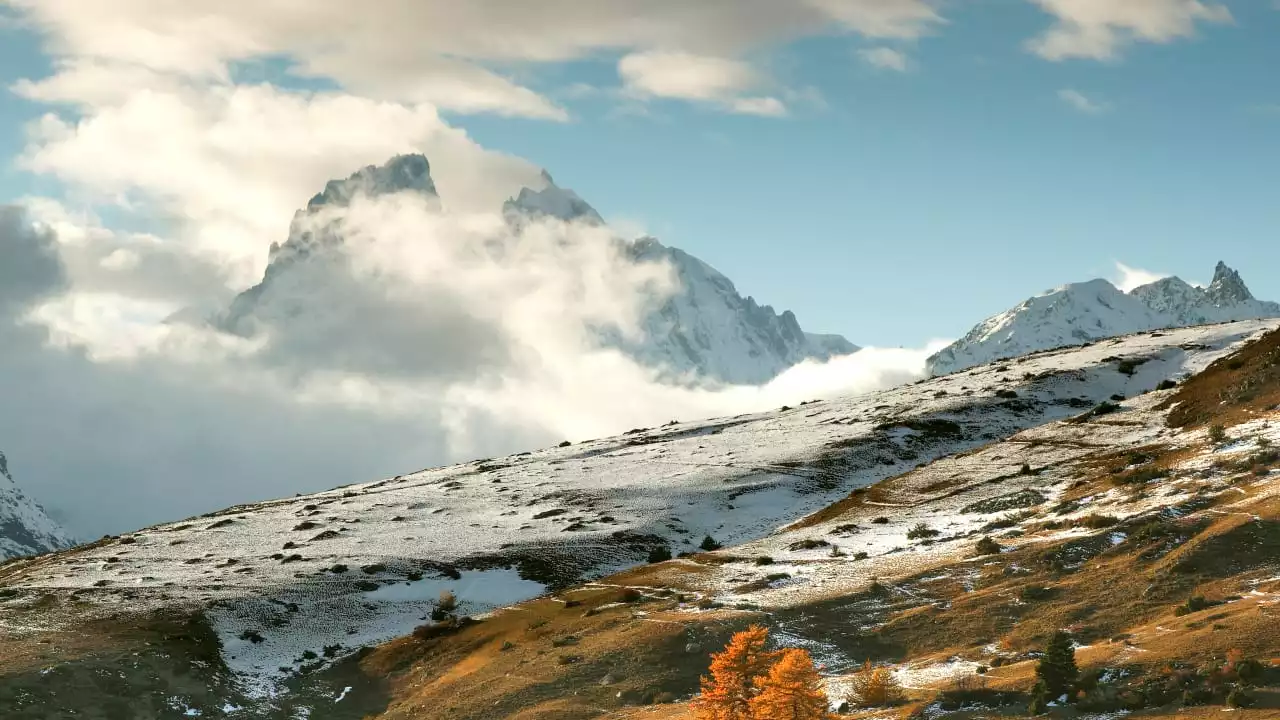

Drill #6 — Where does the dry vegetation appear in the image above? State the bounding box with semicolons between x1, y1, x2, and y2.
354;329;1280;719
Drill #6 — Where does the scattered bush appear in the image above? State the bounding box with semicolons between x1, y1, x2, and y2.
1156;379;1178;391
1173;595;1219;617
650;691;677;704
1021;585;1054;602
906;523;940;540
787;538;829;551
850;659;905;707
1208;425;1228;444
974;537;1002;556
872;517;890;524
1071;401;1121;424
699;535;722;551
753;556;774;566
1112;466;1170;486
412;615;474;641
647;546;673;563
1117;359;1144;376
1075;514;1120;529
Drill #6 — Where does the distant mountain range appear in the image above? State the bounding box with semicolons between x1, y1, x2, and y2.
0;451;75;559
215;154;857;385
927;262;1280;375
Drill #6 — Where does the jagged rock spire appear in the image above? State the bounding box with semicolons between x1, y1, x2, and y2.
1205;261;1254;305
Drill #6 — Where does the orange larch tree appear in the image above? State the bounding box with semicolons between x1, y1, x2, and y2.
692;625;778;720
749;648;834;720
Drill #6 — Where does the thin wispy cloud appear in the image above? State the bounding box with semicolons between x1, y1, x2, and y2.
859;47;909;72
1112;261;1169;292
1058;88;1109;114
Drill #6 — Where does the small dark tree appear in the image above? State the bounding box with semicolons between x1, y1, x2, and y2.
700;535;722;551
647;545;673;563
1035;631;1079;701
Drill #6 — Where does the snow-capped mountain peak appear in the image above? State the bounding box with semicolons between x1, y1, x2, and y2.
502;170;604;225
305;154;437;211
617;237;859;383
928;261;1280;375
220;154;859;385
1206;260;1255;304
0;451;76;559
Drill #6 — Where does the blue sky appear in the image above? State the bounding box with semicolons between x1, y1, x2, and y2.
2;1;1278;347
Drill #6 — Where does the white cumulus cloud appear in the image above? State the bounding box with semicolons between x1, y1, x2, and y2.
1028;0;1232;61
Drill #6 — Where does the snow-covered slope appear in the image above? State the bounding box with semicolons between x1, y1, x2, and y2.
0;320;1271;703
216;155;857;385
612;237;858;384
0;451;75;559
928;262;1280;375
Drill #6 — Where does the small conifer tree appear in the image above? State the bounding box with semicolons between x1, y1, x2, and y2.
1035;630;1079;700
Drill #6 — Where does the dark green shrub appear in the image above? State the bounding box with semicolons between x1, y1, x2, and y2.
647;546;672;563
699;535;722;551
1021;585;1054;602
1208;425;1227;444
907;523;940;540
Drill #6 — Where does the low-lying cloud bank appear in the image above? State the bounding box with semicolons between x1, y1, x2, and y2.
2;196;943;538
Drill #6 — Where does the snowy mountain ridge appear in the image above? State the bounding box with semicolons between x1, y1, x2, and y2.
928;262;1280;375
218;154;857;385
0;451;75;559
0;319;1271;711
